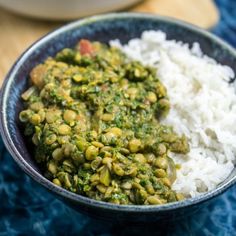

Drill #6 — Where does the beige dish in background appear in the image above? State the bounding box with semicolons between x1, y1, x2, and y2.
0;0;141;20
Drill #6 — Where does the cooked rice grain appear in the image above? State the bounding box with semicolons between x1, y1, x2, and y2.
111;31;236;197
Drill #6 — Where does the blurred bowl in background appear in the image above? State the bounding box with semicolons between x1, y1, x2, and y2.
0;0;142;20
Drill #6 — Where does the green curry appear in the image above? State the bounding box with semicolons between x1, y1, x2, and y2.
19;39;189;205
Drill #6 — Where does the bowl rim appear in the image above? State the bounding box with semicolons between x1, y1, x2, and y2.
1;12;236;213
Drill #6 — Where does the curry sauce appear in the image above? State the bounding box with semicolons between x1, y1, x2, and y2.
19;40;189;205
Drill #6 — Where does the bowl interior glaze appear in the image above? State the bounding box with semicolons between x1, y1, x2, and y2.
1;13;236;221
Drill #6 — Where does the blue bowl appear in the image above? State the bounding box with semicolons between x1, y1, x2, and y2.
1;13;236;223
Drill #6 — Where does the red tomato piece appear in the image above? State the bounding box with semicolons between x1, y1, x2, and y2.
79;39;94;56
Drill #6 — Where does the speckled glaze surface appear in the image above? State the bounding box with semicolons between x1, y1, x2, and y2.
0;12;236;223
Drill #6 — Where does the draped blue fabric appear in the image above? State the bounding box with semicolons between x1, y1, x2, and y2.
1;1;236;235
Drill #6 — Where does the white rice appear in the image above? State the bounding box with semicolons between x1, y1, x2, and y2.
110;31;236;197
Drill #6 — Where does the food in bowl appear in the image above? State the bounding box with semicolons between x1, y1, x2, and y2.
19;38;189;205
19;30;236;205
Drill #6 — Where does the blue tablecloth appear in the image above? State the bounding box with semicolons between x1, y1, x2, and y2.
1;0;236;235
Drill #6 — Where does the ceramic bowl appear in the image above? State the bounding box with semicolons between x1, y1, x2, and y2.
0;0;141;20
0;13;236;223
